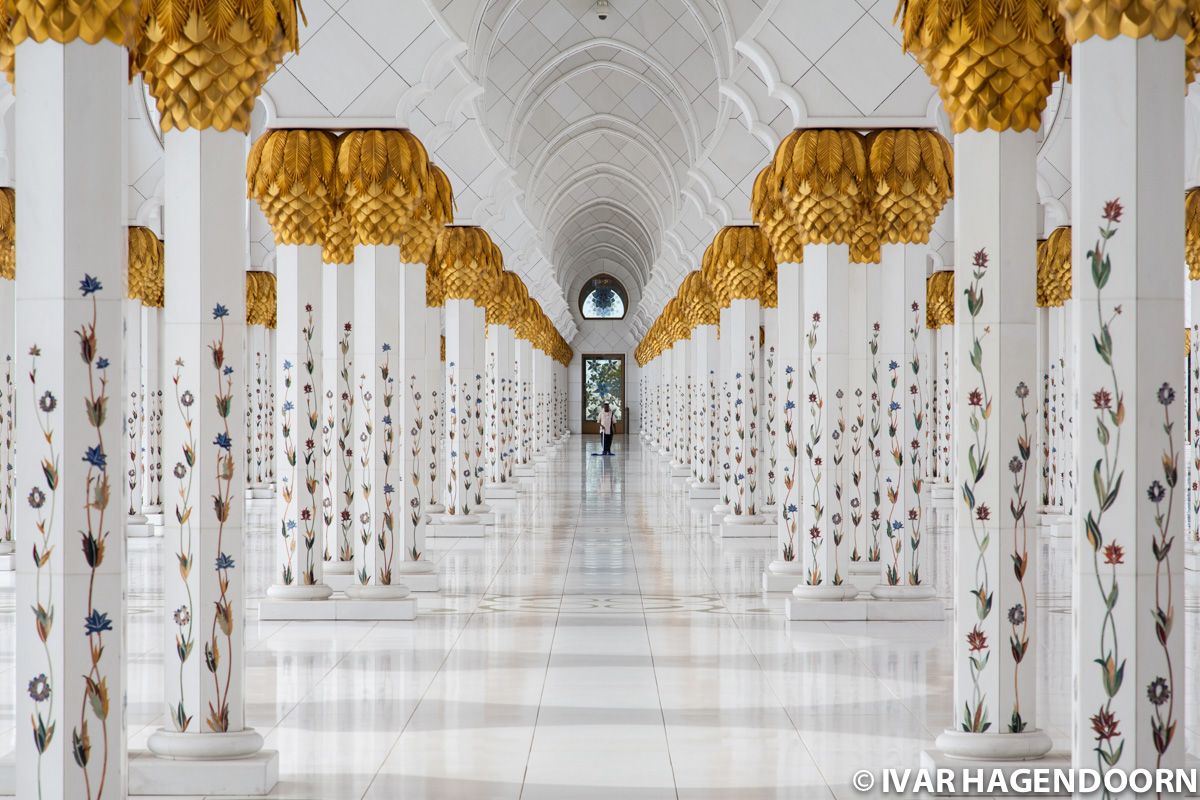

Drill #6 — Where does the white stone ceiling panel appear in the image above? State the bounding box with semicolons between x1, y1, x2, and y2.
342;0;430;62
816;16;919;114
285;16;388;115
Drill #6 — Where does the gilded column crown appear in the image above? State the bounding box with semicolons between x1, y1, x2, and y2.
773;128;868;244
707;225;775;302
517;297;543;342
760;262;778;307
322;204;355;265
247;128;339;246
0;186;13;280
698;241;728;307
4;0;140;51
680;270;719;327
849;213;882;264
1035;225;1072;307
336;129;434;246
867;128;954;244
497;271;527;328
750;164;804;264
127;225;164;307
925;270;954;328
399;163;454;264
245;270;276;329
1058;0;1193;42
1186;186;1200;280
663;297;688;343
138;0;303;133
896;0;1069;133
429;225;500;306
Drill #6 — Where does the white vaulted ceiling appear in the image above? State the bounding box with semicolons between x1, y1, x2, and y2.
114;0;988;343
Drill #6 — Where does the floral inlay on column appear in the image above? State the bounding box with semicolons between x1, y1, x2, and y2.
804;313;826;586
299;306;319;584
1007;379;1032;732
27;345;59;796
206;304;237;733
907;303;926;586
867;322;882;563
278;360;296;584
338;324;354;562
357;375;374;585
408;374;424;559
781;365;798;561
884;358;903;586
377;344;396;585
961;249;993;734
850;388;864;562
169;355;196;733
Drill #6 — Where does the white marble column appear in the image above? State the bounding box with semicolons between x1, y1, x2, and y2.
441;298;485;521
515;337;534;476
689;324;720;498
533;348;552;464
141;304;165;521
268;245;331;600
0;274;11;552
873;243;934;599
1071;30;1186;777
768;260;803;577
792;244;855;600
761;305;778;519
671;340;691;477
714;306;733;515
15;39;127;797
123;298;150;536
244;322;273;498
935;129;1047;758
349;244;415;596
721;298;765;529
153;128;260;762
424;307;445;511
1188;277;1200;558
486;322;517;496
470;309;491;514
322;263;355;573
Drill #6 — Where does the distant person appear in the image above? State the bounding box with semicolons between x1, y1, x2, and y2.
597;403;616;456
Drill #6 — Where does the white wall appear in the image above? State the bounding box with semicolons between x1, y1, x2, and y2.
568;318;641;435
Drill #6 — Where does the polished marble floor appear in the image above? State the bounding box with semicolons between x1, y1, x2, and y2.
0;435;1197;798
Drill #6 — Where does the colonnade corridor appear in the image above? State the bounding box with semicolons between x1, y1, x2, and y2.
6;435;1192;799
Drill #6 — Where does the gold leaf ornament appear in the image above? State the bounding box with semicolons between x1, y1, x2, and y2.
1186;186;1200;280
4;0;140;49
866;128;954;244
895;0;1070;133
1058;0;1193;42
0;186;12;280
245;270;276;328
137;0;304;133
247;128;339;246
925;270;954;328
1035;226;1072;307
704;225;775;304
772;128;868;244
399;163;454;264
679;270;719;328
335;129;433;246
429;226;501;307
127;225;164;306
750;164;804;264
322;203;355;266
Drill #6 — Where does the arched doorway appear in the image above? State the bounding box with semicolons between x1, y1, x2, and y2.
581;353;625;435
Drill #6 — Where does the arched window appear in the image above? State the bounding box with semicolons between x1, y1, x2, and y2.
579;274;627;320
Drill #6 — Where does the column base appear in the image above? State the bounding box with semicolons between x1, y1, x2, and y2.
719;517;773;538
487;483;518;500
763;560;805;592
669;462;690;477
265;583;334;601
145;512;165;526
917;746;1069;797
512;464;535;477
426;522;492;538
1039;512;1072;538
324;560;354;576
147;727;265;760
689;482;719;499
933;728;1055;762
760;504;777;521
1186;541;1200;571
127;519;155;538
245;486;275;500
0;539;13;555
431;512;481;525
130;748;278;796
426;501;447;514
0;552;12;572
260;592;417;621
